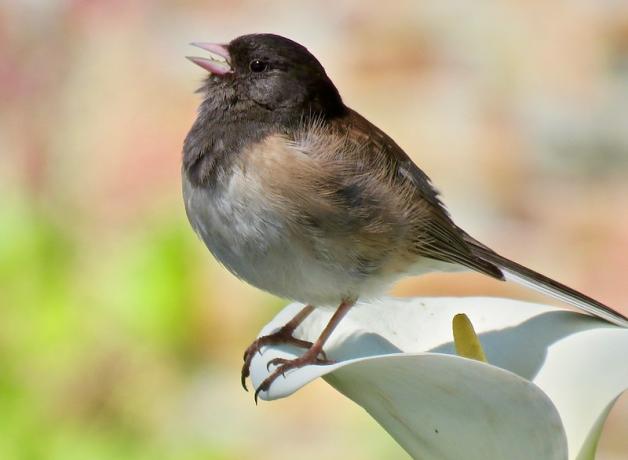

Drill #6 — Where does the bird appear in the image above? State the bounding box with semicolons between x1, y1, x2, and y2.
182;33;628;402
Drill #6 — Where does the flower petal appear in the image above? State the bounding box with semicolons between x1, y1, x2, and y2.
249;297;628;459
530;328;628;459
326;354;567;460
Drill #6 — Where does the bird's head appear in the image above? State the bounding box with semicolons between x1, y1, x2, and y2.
187;33;344;119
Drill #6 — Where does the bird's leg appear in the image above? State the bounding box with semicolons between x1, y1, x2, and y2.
241;304;318;391
254;299;355;403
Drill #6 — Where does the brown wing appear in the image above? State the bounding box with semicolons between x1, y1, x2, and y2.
288;109;627;326
332;109;504;280
257;129;421;276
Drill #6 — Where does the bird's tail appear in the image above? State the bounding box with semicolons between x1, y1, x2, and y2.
467;238;628;328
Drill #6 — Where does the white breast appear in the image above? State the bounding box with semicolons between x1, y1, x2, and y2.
183;166;381;306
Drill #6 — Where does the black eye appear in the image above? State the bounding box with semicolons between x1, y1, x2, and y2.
249;59;268;72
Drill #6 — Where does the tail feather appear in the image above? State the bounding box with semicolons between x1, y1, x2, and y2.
468;241;628;328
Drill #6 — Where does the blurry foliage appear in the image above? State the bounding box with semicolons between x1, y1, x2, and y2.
0;197;204;459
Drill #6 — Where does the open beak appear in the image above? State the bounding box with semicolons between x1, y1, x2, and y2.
187;42;232;75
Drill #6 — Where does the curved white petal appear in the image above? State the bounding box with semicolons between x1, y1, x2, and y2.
249;297;628;459
326;354;567;460
531;328;628;459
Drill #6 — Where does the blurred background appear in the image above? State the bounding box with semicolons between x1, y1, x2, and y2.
1;1;627;458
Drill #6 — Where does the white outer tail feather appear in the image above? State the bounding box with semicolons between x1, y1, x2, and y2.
502;268;628;328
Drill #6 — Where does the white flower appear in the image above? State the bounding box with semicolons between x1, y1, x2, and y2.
248;297;628;460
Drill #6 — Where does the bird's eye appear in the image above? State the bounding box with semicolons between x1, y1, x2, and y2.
249;59;268;73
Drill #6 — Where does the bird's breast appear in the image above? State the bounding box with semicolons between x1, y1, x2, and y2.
182;144;358;305
181;132;422;305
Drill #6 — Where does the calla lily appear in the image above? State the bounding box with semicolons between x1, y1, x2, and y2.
248;297;628;460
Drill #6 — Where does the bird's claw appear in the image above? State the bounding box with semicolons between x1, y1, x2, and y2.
241;330;314;391
254;351;335;403
265;354;332;372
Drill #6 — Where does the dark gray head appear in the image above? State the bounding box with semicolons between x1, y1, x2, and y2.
184;34;346;186
188;33;345;120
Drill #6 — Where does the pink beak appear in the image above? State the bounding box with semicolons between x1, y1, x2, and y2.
187;42;232;75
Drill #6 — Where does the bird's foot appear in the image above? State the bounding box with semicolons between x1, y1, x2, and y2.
254;346;334;403
241;329;324;391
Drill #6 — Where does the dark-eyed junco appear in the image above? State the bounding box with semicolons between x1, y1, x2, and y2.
183;34;628;401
